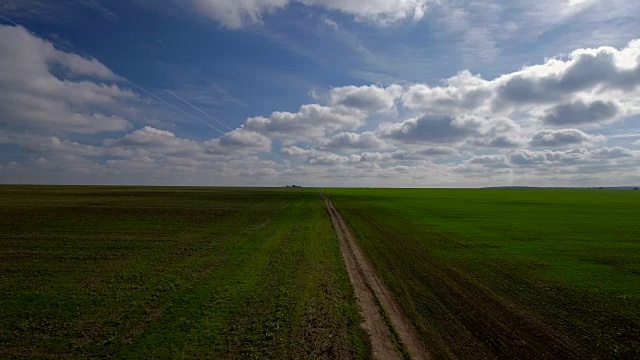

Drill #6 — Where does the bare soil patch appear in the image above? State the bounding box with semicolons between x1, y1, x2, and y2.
323;193;431;360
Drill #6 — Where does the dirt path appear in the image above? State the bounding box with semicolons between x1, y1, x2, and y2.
322;193;432;360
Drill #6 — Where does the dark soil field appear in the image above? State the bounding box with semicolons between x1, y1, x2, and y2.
323;188;640;359
0;186;369;359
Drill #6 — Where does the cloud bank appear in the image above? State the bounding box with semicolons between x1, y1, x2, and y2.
1;24;639;187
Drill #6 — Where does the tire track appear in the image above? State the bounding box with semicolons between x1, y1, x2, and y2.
322;193;431;360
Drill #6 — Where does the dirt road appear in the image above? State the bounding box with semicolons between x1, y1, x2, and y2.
322;193;431;360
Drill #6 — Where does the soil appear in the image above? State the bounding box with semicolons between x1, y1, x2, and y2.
322;193;431;360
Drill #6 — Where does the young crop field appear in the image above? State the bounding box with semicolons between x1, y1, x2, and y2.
2;185;639;359
0;186;369;359
323;188;640;359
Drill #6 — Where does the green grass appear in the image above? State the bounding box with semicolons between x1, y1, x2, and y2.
0;186;369;359
323;188;640;359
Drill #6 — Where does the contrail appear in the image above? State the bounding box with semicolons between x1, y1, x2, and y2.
165;89;234;131
0;13;85;57
162;91;285;161
160;89;284;161
0;13;20;27
162;90;286;161
126;81;227;135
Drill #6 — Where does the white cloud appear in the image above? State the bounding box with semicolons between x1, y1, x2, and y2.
401;71;492;115
328;85;401;113
465;154;510;169
324;18;339;30
0;25;135;133
281;145;318;157
190;0;432;29
494;42;640;108
309;152;358;165
320;131;386;150
542;100;619;125
415;146;459;156
590;147;636;159
509;147;638;166
243;98;372;144
103;126;203;156
380;114;477;143
0;130;123;157
205;128;272;154
380;114;518;146
244;86;401;145
211;39;640;185
2;23;640;187
401;40;640;127
466;134;526;148
530;129;605;147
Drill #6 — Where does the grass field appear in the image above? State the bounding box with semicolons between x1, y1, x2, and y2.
323;188;640;359
0;186;369;359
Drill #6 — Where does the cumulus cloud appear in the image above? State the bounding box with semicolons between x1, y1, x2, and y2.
416;146;459;156
495;43;640;107
242;84;402;145
401;71;492;114
320;131;386;149
3;23;640;187
281;145;401;166
0;130;125;157
0;25;135;133
509;150;549;166
103;126;205;156
530;129;604;147
244;104;366;144
101;127;206;158
465;154;510;168
542;100;619;125
590;146;636;159
509;147;638;166
327;85;401;113
307;152;364;165
468;134;525;148
191;0;432;29
401;41;640;126
380;114;518;146
381;115;476;143
205;128;272;154
307;151;397;165
280;145;318;157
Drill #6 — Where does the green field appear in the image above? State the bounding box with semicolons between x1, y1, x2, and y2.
2;186;639;359
324;188;640;359
0;186;368;359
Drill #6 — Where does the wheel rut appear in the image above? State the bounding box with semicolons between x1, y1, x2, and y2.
322;193;431;360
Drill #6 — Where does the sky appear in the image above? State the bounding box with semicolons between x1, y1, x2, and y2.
0;0;639;187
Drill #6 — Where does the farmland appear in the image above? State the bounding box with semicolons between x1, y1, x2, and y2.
0;186;368;359
323;188;640;359
2;185;639;359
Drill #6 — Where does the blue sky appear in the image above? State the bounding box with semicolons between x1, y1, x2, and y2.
0;0;639;186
